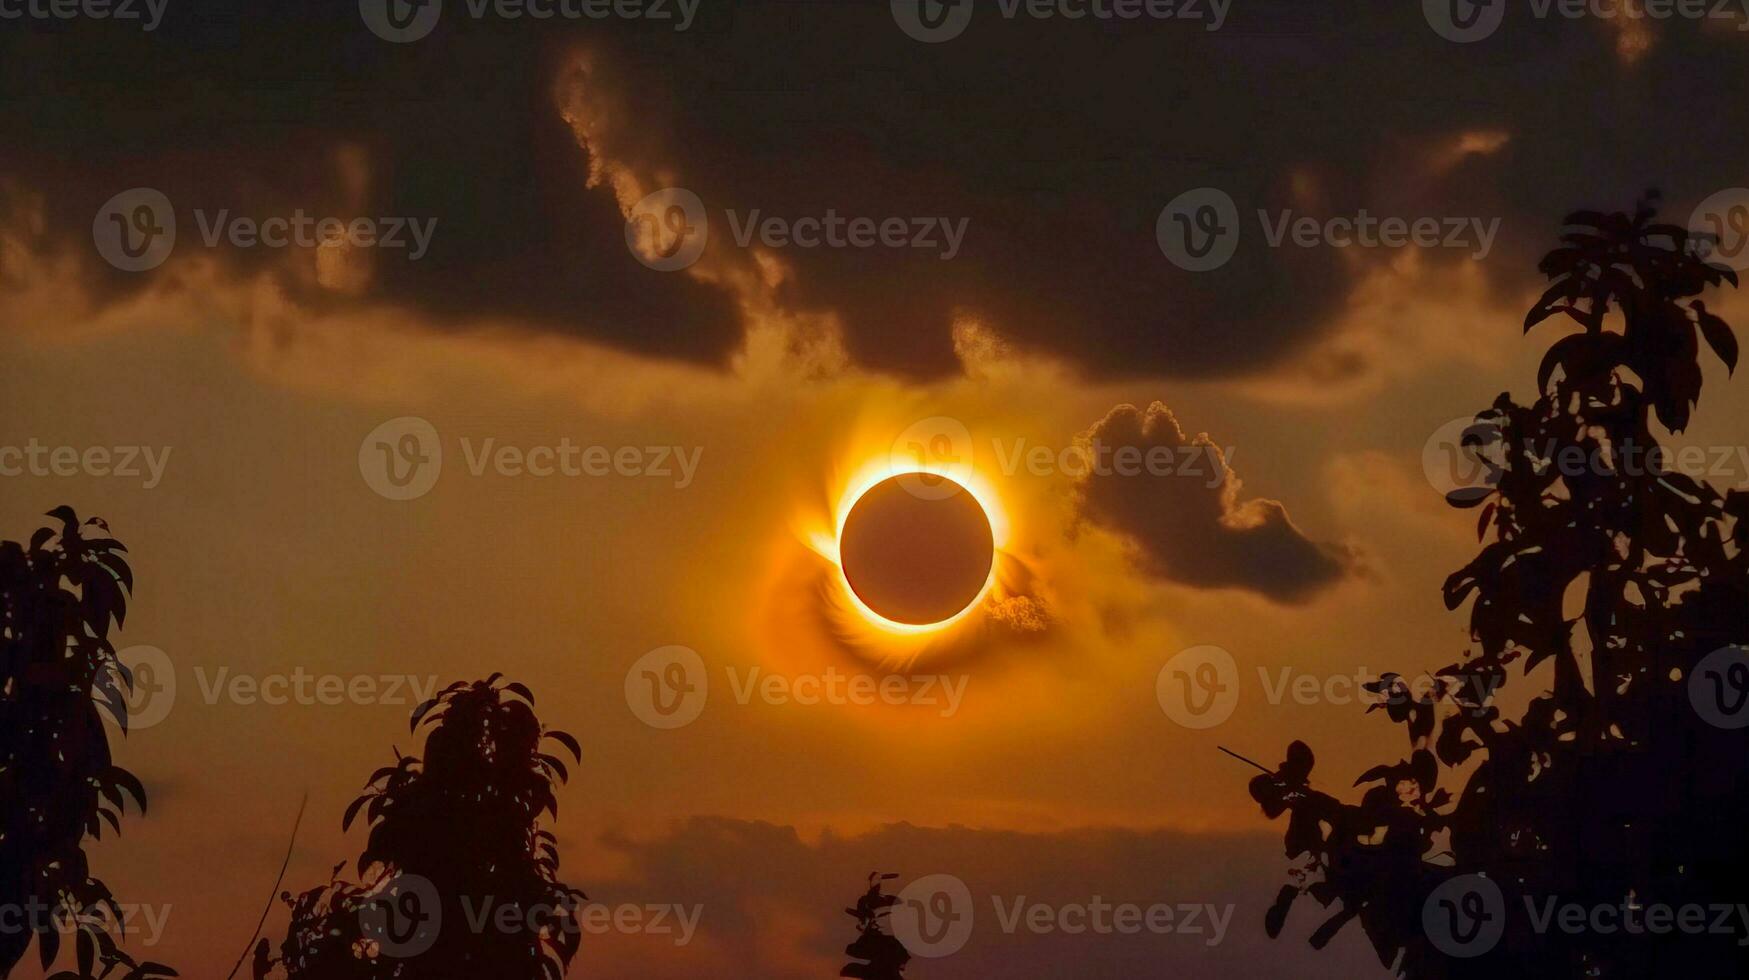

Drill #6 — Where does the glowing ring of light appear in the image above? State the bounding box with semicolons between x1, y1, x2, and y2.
822;462;1008;636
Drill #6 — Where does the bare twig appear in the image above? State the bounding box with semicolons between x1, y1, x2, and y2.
224;792;308;980
1219;745;1274;775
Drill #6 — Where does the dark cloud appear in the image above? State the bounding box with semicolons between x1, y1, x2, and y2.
1074;402;1357;602
3;2;1747;379
0;6;742;361
580;815;1382;979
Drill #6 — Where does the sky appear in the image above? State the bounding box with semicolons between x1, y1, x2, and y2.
4;1;1749;976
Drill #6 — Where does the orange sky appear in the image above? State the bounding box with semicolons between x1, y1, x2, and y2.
8;266;1748;975
7;8;1749;977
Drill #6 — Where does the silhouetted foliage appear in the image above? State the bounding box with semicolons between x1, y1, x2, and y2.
1248;195;1749;976
0;508;174;980
276;675;585;979
840;873;909;980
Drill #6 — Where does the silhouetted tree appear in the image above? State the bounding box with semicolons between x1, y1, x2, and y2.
276;675;585;979
1247;194;1749;976
840;872;909;979
0;508;174;980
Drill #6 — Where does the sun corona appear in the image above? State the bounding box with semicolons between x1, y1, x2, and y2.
837;473;996;629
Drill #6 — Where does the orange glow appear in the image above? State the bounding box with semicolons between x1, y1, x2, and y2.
839;474;994;627
791;424;1017;659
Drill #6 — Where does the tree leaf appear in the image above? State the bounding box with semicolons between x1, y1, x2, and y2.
1696;304;1739;375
